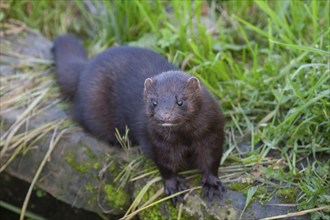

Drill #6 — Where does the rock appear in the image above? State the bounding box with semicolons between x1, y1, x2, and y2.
0;30;131;216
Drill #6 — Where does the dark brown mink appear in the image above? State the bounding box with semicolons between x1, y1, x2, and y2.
53;34;226;204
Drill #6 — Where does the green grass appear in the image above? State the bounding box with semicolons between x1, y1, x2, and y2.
2;0;330;219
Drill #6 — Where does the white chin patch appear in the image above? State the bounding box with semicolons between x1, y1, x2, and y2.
161;123;177;127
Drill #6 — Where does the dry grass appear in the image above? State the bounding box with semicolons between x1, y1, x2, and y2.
0;28;73;219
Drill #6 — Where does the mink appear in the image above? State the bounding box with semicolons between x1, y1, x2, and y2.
53;34;226;204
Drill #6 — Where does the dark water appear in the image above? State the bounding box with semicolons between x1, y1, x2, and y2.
0;173;108;220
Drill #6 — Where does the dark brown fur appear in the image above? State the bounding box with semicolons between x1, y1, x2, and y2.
53;34;226;204
142;71;226;203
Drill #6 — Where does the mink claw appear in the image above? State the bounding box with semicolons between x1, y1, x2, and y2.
201;177;226;201
164;176;188;206
170;192;186;206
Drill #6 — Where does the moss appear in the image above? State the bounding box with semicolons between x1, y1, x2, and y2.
83;146;97;160
140;200;191;220
228;182;272;205
85;182;97;192
227;182;250;195
104;155;122;174
136;181;192;220
190;175;202;187
175;208;191;220
140;204;166;220
104;184;128;210
254;186;267;196
65;153;91;173
93;162;101;170
35;187;47;198
83;147;101;169
254;186;270;205
139;157;157;171
65;147;101;174
137;182;165;219
85;182;98;205
277;187;299;203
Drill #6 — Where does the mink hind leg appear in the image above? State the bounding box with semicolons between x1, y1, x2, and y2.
74;69;118;144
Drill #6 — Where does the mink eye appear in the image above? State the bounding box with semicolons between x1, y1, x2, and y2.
177;100;183;106
152;100;158;107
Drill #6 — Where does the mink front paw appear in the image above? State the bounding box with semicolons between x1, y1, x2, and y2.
201;175;226;201
164;176;188;205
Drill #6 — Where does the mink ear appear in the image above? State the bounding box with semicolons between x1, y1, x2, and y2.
144;78;153;91
187;76;201;90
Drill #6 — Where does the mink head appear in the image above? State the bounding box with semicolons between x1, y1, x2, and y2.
143;71;202;127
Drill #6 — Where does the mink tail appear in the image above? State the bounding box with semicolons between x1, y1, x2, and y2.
53;34;88;99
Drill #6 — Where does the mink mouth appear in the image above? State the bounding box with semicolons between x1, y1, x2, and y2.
160;123;179;127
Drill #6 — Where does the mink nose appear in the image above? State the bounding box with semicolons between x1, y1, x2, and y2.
159;112;172;122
